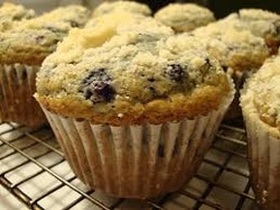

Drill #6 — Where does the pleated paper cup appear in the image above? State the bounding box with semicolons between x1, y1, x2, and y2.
0;64;47;127
242;95;280;210
40;84;234;198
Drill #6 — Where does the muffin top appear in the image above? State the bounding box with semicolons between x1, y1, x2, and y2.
16;5;90;30
195;9;280;37
229;9;280;52
36;28;231;125
193;18;270;71
233;9;280;35
0;5;90;65
0;3;35;31
86;10;147;28
195;9;280;54
205;28;270;71
44;12;173;66
237;8;280;21
154;3;215;33
92;0;151;17
241;56;280;130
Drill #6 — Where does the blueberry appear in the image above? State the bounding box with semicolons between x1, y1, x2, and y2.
82;68;110;84
12;15;22;21
35;35;45;43
81;69;115;104
164;64;187;83
221;65;228;71
67;20;80;28
45;26;63;33
203;58;212;69
147;77;155;82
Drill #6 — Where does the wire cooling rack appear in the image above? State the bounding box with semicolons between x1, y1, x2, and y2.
0;121;259;210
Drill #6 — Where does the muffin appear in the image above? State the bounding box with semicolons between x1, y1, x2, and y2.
210;29;269;120
240;55;280;209
192;16;271;120
205;29;269;71
154;3;215;33
0;5;90;127
229;9;280;55
35;23;234;198
46;12;173;66
92;0;151;17
194;8;280;55
0;2;35;31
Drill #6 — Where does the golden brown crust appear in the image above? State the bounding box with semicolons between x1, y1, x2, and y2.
36;75;230;126
0;52;47;66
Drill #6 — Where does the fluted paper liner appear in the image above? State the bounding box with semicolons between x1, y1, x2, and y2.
40;84;234;198
242;97;280;209
0;64;46;127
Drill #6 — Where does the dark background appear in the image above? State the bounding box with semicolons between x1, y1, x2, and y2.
137;0;280;19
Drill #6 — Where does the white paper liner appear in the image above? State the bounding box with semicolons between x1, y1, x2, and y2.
0;64;46;127
242;95;280;209
40;80;234;198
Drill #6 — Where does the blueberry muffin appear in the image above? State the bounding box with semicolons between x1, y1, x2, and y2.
193;17;270;120
0;2;35;31
92;0;151;17
0;5;90;127
210;29;269;120
229;9;280;55
154;3;215;33
45;12;173;66
194;9;280;55
36;28;234;198
204;28;269;71
86;9;150;29
193;19;270;71
241;55;280;209
1;5;90;66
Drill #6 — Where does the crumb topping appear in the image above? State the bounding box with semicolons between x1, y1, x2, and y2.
154;3;215;32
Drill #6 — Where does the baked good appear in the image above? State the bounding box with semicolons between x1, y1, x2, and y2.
0;5;90;127
92;0;151;17
205;28;269;71
154;3;215;33
86;9;150;29
35;25;234;198
209;29;269;120
192;14;271;120
45;12;173;66
230;9;280;55
193;19;270;71
1;5;90;65
240;55;280;209
194;9;280;54
0;2;35;31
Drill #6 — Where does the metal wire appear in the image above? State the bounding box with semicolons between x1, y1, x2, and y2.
0;122;256;210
